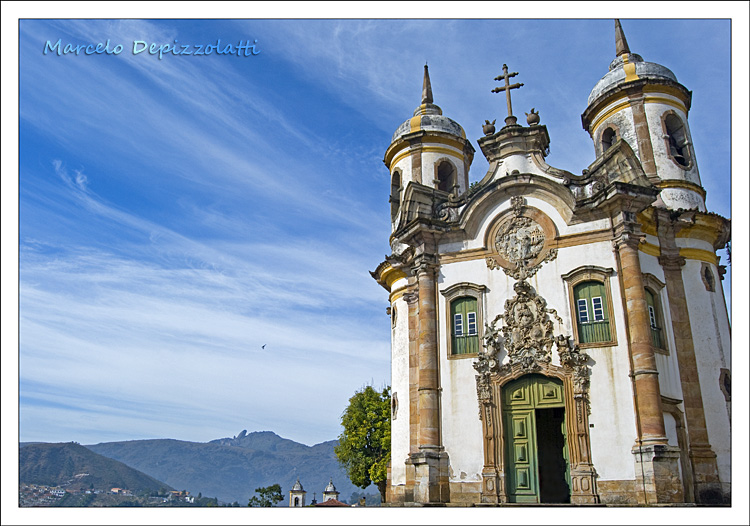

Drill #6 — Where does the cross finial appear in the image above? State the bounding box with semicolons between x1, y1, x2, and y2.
491;64;524;126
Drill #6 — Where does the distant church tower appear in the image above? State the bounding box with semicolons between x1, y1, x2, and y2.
322;478;340;502
372;20;730;506
289;479;306;507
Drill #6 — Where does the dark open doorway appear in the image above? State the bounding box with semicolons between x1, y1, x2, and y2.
535;407;570;503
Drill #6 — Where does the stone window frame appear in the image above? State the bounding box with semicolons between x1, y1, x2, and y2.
642;273;670;355
660;110;693;170
440;282;486;359
596;122;622;157
562;266;617;349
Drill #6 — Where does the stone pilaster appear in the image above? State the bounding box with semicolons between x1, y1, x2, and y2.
613;220;685;504
409;141;423;184
403;288;419;502
408;255;450;503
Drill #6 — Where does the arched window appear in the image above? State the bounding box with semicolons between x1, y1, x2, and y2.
451;296;479;355
573;281;611;344
436;161;455;193
645;288;665;350
390;170;401;222
601;127;617;152
663;113;690;167
294;497;300;506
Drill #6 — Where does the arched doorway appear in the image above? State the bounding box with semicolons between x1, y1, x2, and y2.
502;374;570;503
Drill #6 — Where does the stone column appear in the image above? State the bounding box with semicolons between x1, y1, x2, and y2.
614;228;667;444
614;222;683;503
405;255;449;504
416;258;440;450
659;253;722;503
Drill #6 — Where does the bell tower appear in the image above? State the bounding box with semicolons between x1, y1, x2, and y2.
581;19;706;211
384;65;475;234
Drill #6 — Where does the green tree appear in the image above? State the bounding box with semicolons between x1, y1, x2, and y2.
335;385;391;501
247;484;283;507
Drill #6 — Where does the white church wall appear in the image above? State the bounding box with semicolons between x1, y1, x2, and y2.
494;153;546;178
390;292;410;485
555;242;638;481
681;258;732;488
596;99;639;160
674;237;715;251
440;355;485;482
437;258;496;481
391;155;412;186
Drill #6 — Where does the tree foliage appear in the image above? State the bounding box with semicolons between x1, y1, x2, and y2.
247;484;283;507
334;385;391;501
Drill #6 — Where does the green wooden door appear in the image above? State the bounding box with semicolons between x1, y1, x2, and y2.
503;375;570;503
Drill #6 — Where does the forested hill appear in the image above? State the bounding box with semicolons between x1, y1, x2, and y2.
19;442;171;493
85;431;374;505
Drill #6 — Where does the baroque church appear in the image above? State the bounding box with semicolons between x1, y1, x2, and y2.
371;20;731;506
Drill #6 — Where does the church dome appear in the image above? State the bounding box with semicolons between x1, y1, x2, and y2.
391;107;466;143
291;479;304;492
324;479;337;493
391;65;466;143
587;53;678;107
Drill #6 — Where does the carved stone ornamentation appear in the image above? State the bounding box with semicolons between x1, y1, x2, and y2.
474;280;583;382
434;199;461;222
486;197;558;280
473;278;597;503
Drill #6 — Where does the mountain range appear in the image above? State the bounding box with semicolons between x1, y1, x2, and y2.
19;441;171;494
82;430;373;505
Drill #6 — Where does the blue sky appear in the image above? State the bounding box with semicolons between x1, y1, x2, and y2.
4;7;744;459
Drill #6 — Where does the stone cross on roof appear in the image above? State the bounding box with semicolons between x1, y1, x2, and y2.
492;64;524;126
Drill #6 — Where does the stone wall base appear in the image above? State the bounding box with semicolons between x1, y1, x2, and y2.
633;444;684;504
404;449;451;504
447;481;482;505
597;479;639;505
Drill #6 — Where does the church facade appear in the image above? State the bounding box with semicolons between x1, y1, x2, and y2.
371;21;731;506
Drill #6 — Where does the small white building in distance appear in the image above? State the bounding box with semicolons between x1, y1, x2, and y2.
288;478;306;507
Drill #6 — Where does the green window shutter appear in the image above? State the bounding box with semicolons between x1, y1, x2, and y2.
573;281;611;344
645;289;664;349
451;296;479;355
